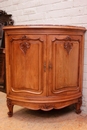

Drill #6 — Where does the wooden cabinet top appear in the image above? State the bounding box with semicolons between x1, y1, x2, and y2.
3;25;86;31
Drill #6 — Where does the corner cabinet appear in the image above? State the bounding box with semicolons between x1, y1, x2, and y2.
3;25;86;117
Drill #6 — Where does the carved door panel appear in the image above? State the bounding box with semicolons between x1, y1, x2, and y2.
7;35;46;97
47;35;81;96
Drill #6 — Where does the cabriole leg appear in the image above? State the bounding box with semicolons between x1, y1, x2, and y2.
75;98;82;114
7;98;14;117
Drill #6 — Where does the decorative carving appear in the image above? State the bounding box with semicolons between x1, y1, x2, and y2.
7;99;14;117
21;35;27;40
64;42;73;54
10;35;44;43
52;35;80;43
20;42;31;54
40;104;54;111
64;36;72;41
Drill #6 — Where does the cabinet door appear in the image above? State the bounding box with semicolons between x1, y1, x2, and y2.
7;34;46;97
47;35;82;96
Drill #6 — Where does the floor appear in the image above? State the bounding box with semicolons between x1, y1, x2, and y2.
0;92;87;130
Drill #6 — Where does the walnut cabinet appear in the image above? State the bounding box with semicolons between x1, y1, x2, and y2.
3;25;86;117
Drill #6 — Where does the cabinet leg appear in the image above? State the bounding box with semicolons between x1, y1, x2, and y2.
7;99;14;117
75;98;82;114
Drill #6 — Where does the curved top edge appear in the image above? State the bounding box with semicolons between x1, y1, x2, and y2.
3;24;86;31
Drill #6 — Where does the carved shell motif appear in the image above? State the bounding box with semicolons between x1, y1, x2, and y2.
20;42;31;54
40;104;55;111
64;42;73;54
